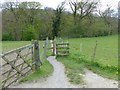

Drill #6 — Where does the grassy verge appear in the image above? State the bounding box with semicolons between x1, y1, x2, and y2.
57;53;118;85
57;55;85;85
19;59;53;83
78;54;118;80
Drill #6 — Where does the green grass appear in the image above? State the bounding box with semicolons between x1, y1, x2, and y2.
2;41;30;52
68;35;118;67
19;59;53;82
57;35;118;84
2;41;45;53
57;55;85;84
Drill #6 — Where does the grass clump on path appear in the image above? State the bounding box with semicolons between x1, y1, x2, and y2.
57;55;85;85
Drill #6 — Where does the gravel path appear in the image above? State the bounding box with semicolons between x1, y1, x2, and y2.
11;56;81;88
10;56;118;88
83;69;118;88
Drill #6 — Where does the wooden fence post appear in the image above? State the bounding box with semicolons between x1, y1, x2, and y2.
92;40;98;61
0;72;1;90
32;40;41;70
52;39;56;56
44;37;48;58
52;40;55;55
31;40;35;70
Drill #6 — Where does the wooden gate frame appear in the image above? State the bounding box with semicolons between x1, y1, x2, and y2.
1;40;41;88
56;42;69;56
52;39;69;56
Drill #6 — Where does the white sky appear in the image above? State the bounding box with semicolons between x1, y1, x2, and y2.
0;0;119;11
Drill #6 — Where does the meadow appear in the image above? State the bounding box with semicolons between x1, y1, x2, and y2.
68;35;118;67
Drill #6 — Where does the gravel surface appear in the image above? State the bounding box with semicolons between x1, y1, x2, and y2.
10;56;118;88
11;56;81;88
83;69;118;88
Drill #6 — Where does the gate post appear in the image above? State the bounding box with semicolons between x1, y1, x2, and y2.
44;37;48;58
52;39;56;56
32;40;41;70
52;40;55;56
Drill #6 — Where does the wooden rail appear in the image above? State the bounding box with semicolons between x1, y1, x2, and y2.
56;42;69;56
1;40;41;89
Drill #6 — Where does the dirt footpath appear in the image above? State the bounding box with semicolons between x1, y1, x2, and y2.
83;69;118;88
11;56;81;88
11;56;118;88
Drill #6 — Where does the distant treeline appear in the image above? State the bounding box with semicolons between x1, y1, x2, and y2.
2;2;118;41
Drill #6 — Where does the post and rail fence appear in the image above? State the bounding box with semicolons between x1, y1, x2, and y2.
56;42;69;56
51;38;69;56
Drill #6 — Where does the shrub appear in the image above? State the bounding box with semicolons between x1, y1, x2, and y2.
2;33;13;41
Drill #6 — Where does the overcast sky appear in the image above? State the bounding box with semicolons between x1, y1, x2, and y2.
0;0;119;11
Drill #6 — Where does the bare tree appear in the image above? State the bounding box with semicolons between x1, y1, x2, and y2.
69;0;98;25
69;0;78;25
99;6;115;35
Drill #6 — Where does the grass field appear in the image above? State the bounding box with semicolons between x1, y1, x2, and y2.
57;35;118;84
2;41;46;52
68;35;118;67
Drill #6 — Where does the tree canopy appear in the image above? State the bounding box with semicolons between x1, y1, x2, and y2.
1;1;118;41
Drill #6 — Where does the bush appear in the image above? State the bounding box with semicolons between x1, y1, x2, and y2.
2;33;13;41
22;30;35;41
21;25;36;41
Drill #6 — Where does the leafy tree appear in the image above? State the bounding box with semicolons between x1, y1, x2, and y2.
2;2;42;40
1;1;118;41
52;2;65;39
